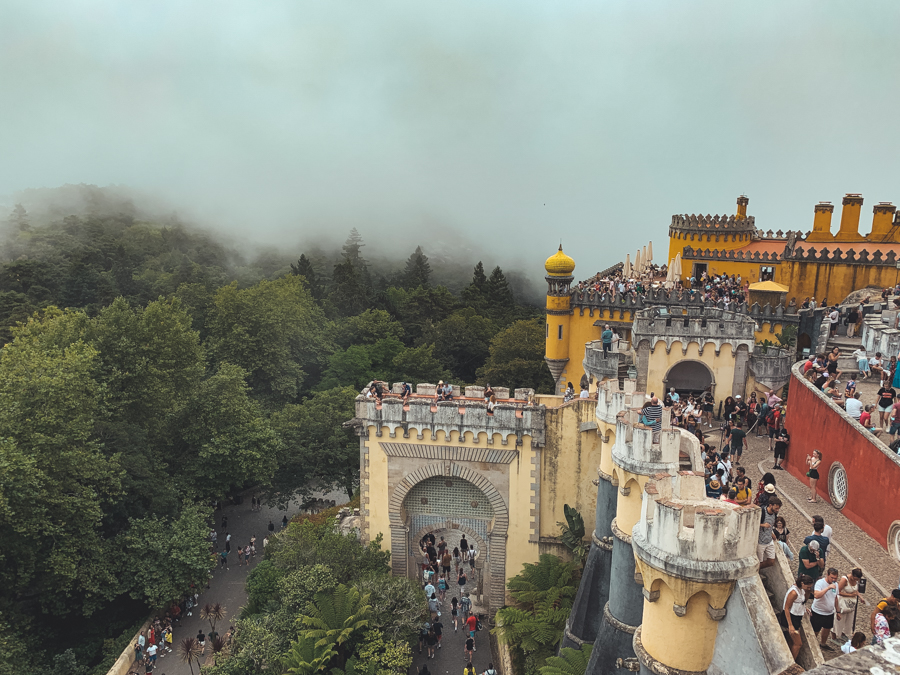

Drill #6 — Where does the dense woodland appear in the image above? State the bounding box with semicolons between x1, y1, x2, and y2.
0;186;555;674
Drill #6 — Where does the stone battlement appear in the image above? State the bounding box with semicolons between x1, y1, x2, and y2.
351;396;546;447
595;377;641;425
681;245;784;262
785;243;900;266
612;409;681;476
670;214;757;231
633;471;760;582
632;306;757;355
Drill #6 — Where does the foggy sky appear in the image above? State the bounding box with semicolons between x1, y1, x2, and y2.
1;1;899;278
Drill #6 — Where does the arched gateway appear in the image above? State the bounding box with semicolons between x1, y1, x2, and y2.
389;462;509;614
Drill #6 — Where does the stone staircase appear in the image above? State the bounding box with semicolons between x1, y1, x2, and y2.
827;334;864;372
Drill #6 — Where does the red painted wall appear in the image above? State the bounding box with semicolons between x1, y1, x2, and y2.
784;362;900;550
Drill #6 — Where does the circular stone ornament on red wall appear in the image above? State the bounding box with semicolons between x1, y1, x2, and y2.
888;521;900;562
827;462;848;510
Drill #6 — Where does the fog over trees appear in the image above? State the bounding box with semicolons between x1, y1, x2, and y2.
0;184;554;674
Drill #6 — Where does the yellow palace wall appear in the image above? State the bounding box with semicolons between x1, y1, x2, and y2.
548;308;636;394
361;401;599;587
667;230;752;263
643;340;737;399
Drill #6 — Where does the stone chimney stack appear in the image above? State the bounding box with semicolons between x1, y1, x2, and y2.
837;193;865;241
806;201;835;242
870;202;898;241
736;195;749;220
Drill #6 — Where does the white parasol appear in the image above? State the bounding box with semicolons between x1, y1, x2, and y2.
647;240;653;263
674;253;683;278
634;249;642;275
623;254;631;278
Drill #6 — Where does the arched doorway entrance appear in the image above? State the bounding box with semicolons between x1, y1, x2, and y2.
402;475;495;612
663;360;715;398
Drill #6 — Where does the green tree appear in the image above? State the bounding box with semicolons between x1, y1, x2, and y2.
316;338;405;392
493;555;579;662
281;635;335;675
355;576;427;642
476;319;555;393
121;503;213;608
333;310;404;350
383;286;458;346
557;504;588;564
208;276;332;405
486;265;516;322
173;362;281;500
298;584;371;666
291;254;326;301
268;387;359;502
539;644;593;675
400;246;431;289
461;261;489;313
390;343;450;384
0;316;124;614
354;629;413;674
327;259;372;318
428;308;497;382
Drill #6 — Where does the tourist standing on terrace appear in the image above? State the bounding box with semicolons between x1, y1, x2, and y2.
601;324;613;358
805;450;822;503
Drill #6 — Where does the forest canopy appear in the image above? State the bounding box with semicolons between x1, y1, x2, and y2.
0;185;556;674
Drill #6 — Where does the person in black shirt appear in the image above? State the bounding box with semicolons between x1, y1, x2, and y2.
877;386;896;429
773;429;789;470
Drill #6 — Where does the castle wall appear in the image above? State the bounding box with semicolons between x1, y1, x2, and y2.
357;395;603;613
780;258;900;305
783;361;900;553
540;401;602;545
641;339;737;398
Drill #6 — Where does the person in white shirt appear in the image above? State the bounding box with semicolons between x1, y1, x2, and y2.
669;388;680;403
811;568;840;650
845;392;863;419
579;388;590;399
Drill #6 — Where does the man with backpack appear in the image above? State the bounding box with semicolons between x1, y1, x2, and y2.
766;405;783;452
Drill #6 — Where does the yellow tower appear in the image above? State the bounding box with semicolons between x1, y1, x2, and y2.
632;472;760;673
805;201;835;243
544;245;576;393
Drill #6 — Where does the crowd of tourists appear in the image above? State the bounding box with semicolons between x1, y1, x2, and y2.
804;349;900;447
576;269;749;308
416;533;497;675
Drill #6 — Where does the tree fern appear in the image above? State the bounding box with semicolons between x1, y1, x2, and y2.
298;584;372;665
281;635;335;674
539;644;593;675
492;555;579;654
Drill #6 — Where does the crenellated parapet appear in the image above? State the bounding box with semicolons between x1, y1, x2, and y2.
631;471;762;674
670;213;757;231
785;243;900;266
351;396;546;447
612;409;683;477
631;306;757;355
633;472;760;584
595;378;640;426
681;245;785;262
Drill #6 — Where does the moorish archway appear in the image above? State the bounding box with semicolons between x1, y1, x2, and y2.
388;462;509;614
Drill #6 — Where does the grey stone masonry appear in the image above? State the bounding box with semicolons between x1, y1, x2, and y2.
632;306;757;356
351;396;546;447
583;340;621;382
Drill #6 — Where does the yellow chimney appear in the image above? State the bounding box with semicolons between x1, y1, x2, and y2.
736;195;748;220
805;201;835;243
870;202;898;242
836;193;865;241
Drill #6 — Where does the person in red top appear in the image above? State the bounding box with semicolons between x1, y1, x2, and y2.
465;614;478;639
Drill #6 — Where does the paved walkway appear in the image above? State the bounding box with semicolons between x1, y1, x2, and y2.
731;423;900;654
149;489;344;675
409;599;496;675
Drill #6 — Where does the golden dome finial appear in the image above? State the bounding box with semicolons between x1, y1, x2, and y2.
545;245;576;276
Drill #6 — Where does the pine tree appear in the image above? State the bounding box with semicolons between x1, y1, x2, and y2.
401;246;431;289
291;254;324;300
487;265;515;319
329;258;370;317
9;204;29;231
461;261;489;311
340;229;373;294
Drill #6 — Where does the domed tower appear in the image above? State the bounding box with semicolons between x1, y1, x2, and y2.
544;245;576;393
667;196;757;264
